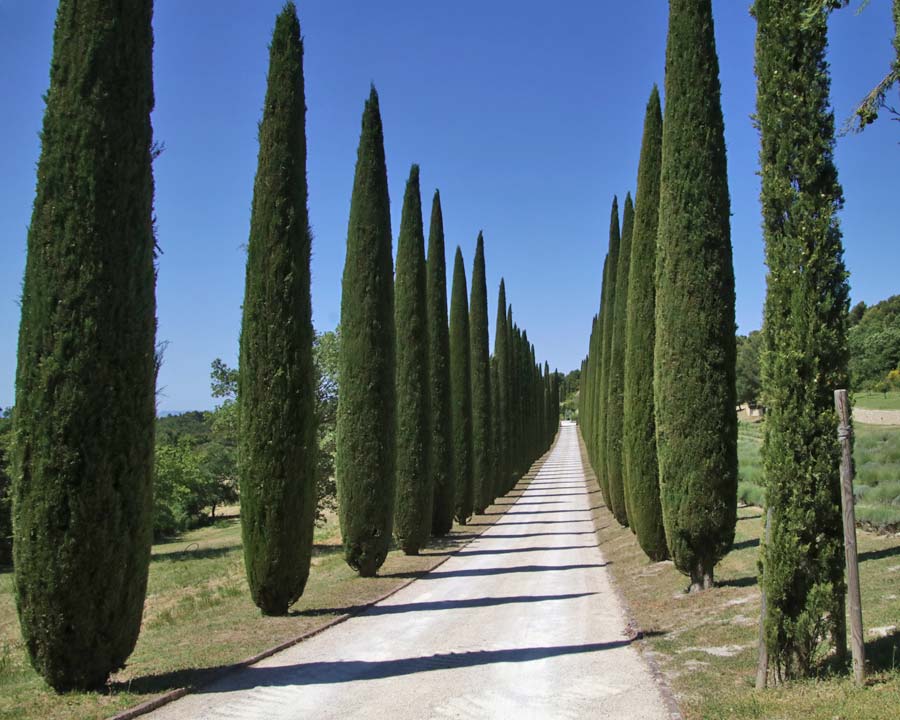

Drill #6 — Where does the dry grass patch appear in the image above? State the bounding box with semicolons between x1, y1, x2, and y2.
578;431;900;720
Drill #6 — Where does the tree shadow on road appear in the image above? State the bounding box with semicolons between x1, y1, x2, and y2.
293;591;598;618
382;563;608;581
453;545;597;557
201;640;636;692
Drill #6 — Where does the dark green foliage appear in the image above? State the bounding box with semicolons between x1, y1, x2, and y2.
735;330;763;404
622;86;668;561
336;87;395;577
493;280;511;496
469;233;493;514
606;193;634;527
754;0;849;676
239;3;316;615
12;0;156;691
490;358;501;502
596;199;621;508
848;295;900;389
0;414;12;566
449;248;474;523
393;165;432;555
427;192;455;536
655;0;737;591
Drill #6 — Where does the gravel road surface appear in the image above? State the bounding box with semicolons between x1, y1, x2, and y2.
147;422;672;719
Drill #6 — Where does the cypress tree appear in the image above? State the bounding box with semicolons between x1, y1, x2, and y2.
393;165;431;554
623;86;668;562
655;0;737;591
239;3;317;615
449;248;473;524
12;0;156;690
606;193;634;527
596;199;621;506
469;233;493;514
490;358;501;501
494;280;510;495
336;87;395;577
427;191;455;536
754;0;849;676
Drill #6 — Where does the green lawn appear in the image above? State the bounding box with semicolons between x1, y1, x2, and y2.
0;457;550;720
854;391;900;411
738;418;900;531
581;433;900;720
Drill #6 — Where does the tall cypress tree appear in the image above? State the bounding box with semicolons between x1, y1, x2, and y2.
449;248;474;524
655;0;737;591
606;193;634;527
596;198;620;506
469;233;493;514
239;3;317;615
336;87;395;577
494;280;510;496
623;86;668;562
490;358;502;501
754;0;849;677
427;191;455;536
12;0;156;690
393;165;432;555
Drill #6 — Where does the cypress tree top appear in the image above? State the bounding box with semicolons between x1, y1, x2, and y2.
336;86;396;577
655;0;737;590
239;1;317;615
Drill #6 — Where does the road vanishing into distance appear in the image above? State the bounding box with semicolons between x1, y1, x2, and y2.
149;422;671;719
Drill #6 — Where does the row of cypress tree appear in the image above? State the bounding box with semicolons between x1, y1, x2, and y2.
337;88;559;576
9;0;558;690
580;0;738;591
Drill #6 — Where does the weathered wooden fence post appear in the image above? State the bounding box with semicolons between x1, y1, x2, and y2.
756;506;773;689
834;389;865;685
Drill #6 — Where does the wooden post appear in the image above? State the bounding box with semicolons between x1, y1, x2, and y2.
756;506;773;689
834;389;865;685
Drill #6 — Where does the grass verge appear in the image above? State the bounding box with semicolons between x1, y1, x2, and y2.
854;391;900;411
0;449;553;720
578;429;900;720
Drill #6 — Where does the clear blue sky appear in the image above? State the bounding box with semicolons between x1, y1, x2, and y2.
0;1;897;412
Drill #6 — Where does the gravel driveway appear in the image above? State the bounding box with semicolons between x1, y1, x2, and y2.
147;422;672;719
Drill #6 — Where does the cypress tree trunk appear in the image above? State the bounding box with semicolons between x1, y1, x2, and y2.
606;193;634;527
393;165;432;555
337;87;395;577
754;0;849;677
449;248;474;524
469;233;493;514
623;86;668;562
239;2;317;615
596;199;621;507
655;0;737;592
12;0;156;691
427;191;455;537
